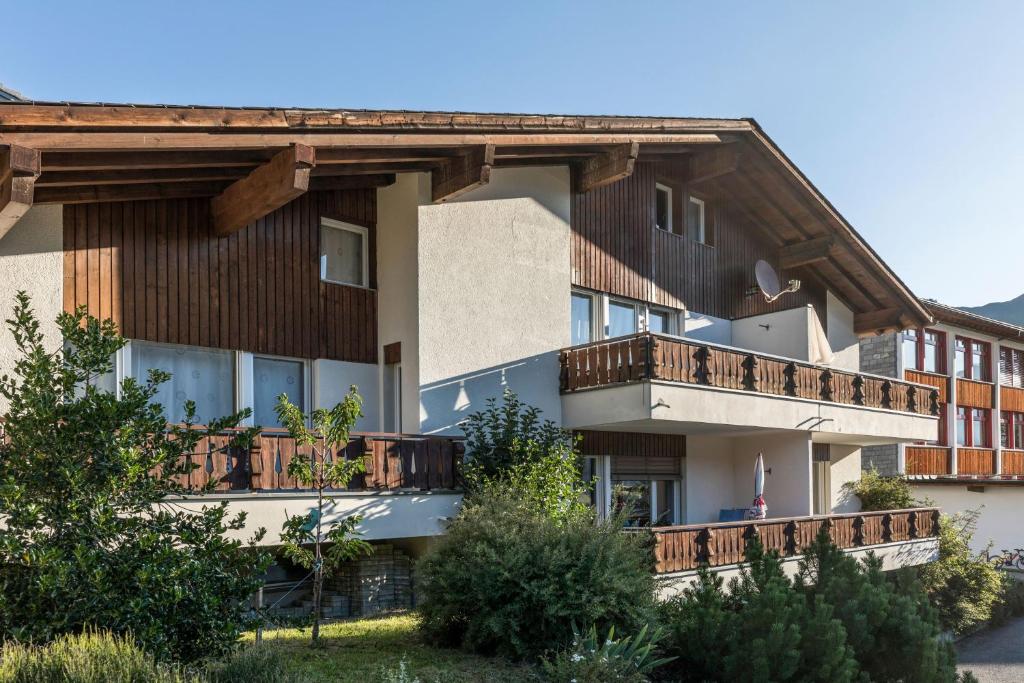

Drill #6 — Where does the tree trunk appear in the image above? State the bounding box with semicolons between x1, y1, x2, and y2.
311;463;324;642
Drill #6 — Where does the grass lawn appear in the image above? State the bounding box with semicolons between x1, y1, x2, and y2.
249;613;536;683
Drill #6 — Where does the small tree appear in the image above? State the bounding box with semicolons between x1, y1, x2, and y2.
275;386;372;643
843;468;917;511
461;389;590;522
0;293;269;662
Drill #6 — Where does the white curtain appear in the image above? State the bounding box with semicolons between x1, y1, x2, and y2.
253;357;304;428
132;342;234;424
808;306;835;365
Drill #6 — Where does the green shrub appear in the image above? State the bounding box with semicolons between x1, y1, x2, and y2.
202;646;295;683
919;510;1006;634
540;624;673;683
658;531;962;682
0;295;269;662
991;577;1024;625
460;390;590;523
843;468;916;511
417;494;656;661
0;630;191;682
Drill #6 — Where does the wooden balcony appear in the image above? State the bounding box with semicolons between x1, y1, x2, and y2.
646;507;940;574
905;446;952;475
560;332;940;417
172;429;464;493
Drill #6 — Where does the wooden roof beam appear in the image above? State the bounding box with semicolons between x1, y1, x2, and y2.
0;144;40;240
778;235;834;269
574;142;639;193
431;144;494;203
34;180;230;205
854;307;907;337
688;146;739;185
211;144;315;236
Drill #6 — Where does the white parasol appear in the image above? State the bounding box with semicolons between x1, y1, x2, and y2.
749;452;767;520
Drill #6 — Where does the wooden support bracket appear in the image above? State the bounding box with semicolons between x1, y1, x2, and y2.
0;144;41;241
211;143;315;236
574;141;639;193
431;144;494;203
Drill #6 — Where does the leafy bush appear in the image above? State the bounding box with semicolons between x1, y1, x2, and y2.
0;295;270;662
0;630;191;682
658;530;963;682
460;390;590;522
417;494;656;660
991;577;1024;626
919;510;1006;634
202;646;295;683
843;468;916;511
540;624;674;683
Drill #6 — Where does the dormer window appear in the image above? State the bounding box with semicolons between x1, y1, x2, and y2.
687;195;707;244
655;183;673;232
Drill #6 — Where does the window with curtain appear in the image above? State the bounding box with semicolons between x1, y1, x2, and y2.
253;357;305;428
320;219;367;287
131;342;234;425
608;300;637;338
956;336;990;381
571;291;593;345
647;309;670;335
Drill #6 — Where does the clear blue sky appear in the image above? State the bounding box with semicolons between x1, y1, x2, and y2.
5;1;1021;306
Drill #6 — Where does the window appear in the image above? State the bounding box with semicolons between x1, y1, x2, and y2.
253;357;305;428
687;195;707;244
901;328;945;373
655;183;672;232
1001;348;1024;388
131;342;234;425
957;405;991;447
608;300;638;338
571;291;594;345
320;218;368;287
612;481;651;527
1002;412;1024;449
956;336;991;381
902;329;920;371
647;309;670;335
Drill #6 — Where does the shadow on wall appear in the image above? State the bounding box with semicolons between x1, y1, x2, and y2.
418;351;561;435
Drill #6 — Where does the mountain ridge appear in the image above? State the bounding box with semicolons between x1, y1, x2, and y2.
958;293;1024;327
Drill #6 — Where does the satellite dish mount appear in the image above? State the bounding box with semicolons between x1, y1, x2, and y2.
749;259;801;303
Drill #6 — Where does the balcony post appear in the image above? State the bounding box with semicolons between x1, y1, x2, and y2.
908;510;918;539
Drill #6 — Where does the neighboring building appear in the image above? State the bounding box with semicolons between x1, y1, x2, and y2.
0;101;941;599
860;301;1024;557
0;84;25;101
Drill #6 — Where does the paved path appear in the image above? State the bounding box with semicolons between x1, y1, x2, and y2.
957;617;1024;682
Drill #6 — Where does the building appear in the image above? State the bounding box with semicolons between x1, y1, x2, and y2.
861;301;1024;557
0;101;941;604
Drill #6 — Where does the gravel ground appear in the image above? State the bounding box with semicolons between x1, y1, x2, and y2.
956;617;1024;682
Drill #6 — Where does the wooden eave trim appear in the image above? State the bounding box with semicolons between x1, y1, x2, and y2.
745;126;931;327
0;144;40;240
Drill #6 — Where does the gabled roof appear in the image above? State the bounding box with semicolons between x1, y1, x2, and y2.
0;102;930;330
0;85;24;102
925;300;1024;341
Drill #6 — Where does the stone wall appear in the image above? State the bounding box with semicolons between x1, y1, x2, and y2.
862;444;899;476
859;333;898;378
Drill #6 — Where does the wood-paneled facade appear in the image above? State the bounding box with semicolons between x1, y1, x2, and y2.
571;160;826;322
62;189;378;363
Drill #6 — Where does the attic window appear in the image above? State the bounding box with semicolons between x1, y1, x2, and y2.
655;184;672;232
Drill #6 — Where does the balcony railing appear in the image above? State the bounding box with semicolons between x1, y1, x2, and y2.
172;429;464;494
644;507;940;574
559;332;940;416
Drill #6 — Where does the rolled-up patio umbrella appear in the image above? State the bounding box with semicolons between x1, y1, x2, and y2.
750;452;767;519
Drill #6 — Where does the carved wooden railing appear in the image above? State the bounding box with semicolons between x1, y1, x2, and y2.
171;429;464;493
559;332;940;416
644;507;941;574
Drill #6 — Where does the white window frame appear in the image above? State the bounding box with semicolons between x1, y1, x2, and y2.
247;352;313;428
607;297;642;339
126;339;237;424
571;288;602;344
688;195;706;244
655;182;673;232
646;306;676;335
320;217;369;289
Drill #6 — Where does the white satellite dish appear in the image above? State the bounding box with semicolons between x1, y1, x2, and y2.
753;259;801;303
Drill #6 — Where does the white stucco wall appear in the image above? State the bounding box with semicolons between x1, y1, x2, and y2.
176;491;463;544
684;435;738;524
0;205;63;413
826;291;860;371
416;167;571;434
377;173;429;433
732;306;811;361
912;484;1024;556
828;444;862;513
312;359;381;431
682;310;732;345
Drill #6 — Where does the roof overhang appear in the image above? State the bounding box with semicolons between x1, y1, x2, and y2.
0;102;930;330
925;301;1024;340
